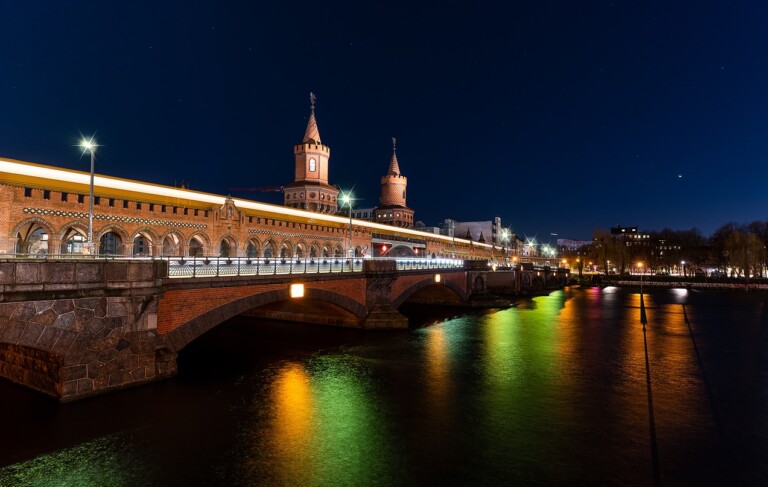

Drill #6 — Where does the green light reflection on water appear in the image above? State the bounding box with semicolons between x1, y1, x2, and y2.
475;291;568;482
0;434;135;487
238;354;400;487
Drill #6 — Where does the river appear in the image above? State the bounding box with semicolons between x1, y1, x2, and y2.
1;287;766;486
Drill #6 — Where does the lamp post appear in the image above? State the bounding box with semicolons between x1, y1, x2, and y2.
637;261;644;293
340;191;353;260
501;229;509;265
80;137;98;254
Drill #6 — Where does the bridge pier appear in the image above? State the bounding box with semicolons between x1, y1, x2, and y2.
0;260;173;402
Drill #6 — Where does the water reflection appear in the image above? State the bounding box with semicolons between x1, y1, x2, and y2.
1;289;767;485
0;435;133;487
236;355;398;486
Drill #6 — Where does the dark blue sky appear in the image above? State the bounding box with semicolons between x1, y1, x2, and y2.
2;1;767;241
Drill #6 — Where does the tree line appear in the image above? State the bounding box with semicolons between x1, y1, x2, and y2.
559;222;768;278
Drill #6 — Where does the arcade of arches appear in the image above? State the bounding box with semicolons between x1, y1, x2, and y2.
13;218;365;258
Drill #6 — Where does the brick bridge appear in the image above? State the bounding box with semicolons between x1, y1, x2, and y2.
0;258;570;402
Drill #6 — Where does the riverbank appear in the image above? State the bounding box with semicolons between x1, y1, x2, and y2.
596;277;768;291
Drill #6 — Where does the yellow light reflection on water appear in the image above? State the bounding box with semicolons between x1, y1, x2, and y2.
424;325;451;407
267;363;316;485
243;356;395;486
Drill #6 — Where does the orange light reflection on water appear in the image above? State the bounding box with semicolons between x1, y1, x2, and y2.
267;363;315;485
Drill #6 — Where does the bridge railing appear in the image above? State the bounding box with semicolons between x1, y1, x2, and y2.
164;256;364;278
162;256;464;278
2;253;465;278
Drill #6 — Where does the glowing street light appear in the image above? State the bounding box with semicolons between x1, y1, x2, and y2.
340;191;353;261
501;228;510;264
80;136;98;254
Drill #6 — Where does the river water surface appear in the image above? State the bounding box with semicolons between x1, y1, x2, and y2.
1;287;767;486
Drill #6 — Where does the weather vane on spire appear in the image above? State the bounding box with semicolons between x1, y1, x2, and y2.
392;137;397;152
309;92;316;112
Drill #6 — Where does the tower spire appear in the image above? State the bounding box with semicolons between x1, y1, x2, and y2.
303;92;321;144
388;136;400;175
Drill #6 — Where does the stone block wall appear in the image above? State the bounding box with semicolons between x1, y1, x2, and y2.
0;259;173;401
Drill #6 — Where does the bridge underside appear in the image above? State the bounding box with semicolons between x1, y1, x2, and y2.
240;299;360;328
399;283;465;306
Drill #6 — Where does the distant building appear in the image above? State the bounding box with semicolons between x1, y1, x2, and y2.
611;225;650;247
452;217;503;245
350;207;376;221
557;239;592;250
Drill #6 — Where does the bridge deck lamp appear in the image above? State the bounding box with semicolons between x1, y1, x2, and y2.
80;136;98;254
434;274;441;283
290;283;305;298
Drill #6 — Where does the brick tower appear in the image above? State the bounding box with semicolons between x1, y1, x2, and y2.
375;138;414;227
284;93;339;213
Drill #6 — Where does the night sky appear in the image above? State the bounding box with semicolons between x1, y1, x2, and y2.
2;1;767;241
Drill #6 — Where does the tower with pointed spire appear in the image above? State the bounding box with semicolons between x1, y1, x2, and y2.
284;93;339;213
375;138;414;227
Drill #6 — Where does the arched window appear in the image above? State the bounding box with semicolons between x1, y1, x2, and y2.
99;232;122;255
189;239;204;257
220;240;231;257
61;229;86;254
246;242;258;258
133;236;149;256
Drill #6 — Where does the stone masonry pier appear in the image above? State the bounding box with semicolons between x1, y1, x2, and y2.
0;259;174;402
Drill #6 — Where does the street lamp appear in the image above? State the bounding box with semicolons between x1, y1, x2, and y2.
501;229;509;264
340;191;353;260
681;260;686;277
637;261;644;293
80;136;98;254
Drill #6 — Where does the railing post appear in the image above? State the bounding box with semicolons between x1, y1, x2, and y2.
237;257;241;276
289;258;293;274
193;254;196;278
216;256;220;277
256;257;260;275
274;259;277;275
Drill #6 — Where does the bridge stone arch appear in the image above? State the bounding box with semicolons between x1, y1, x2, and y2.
96;223;130;255
391;275;468;309
387;244;417;257
57;220;89;253
11;216;56;254
245;236;260;258
164;287;367;353
218;233;238;257
279;239;293;259
160;229;186;256
294;240;308;258
131;227;160;256
188;231;211;254
262;238;278;258
56;220;88;241
308;241;321;258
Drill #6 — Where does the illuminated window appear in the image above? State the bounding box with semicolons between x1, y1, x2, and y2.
309;158;316;172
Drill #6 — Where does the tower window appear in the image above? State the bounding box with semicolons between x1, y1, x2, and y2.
309;158;316;172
